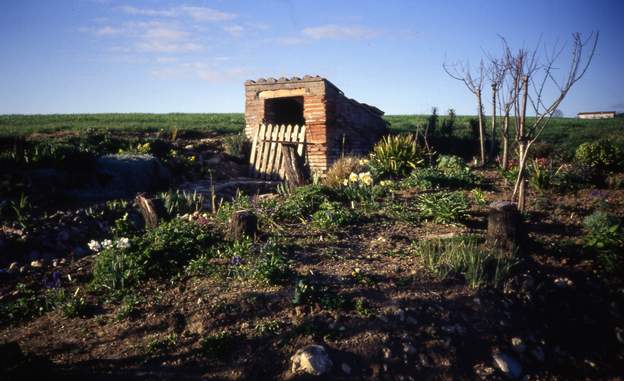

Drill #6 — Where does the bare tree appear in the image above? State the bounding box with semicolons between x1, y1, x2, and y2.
443;59;487;166
485;57;507;161
505;32;598;211
497;41;519;170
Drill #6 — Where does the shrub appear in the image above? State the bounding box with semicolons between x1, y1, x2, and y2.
323;156;367;188
369;134;424;179
275;185;333;222
575;141;622;172
412;236;515;288
436;155;469;176
416;191;470;224
583;211;622;272
223;133;250;159
311;200;357;231
92;218;219;295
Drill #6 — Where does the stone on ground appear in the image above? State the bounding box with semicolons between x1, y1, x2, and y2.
290;344;333;376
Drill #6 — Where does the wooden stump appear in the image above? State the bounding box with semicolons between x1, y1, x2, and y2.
281;144;306;188
228;210;257;241
135;194;166;229
487;201;523;251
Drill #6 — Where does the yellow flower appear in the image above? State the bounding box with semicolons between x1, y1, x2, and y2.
358;172;373;186
188;155;196;162
349;172;359;183
379;180;393;187
342;179;349;186
358;158;370;166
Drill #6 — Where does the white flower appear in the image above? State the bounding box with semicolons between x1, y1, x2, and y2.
379;180;393;187
101;239;113;249
358;172;373;186
349;172;359;183
87;240;102;252
358;158;370;166
116;237;131;250
342;179;349;186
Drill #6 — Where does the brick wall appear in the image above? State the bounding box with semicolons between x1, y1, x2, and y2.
244;76;387;174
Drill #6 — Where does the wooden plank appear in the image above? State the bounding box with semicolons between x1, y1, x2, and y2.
264;124;280;180
278;124;293;179
259;124;274;177
254;124;267;178
273;124;286;180
296;125;306;157
248;124;261;177
282;144;306;189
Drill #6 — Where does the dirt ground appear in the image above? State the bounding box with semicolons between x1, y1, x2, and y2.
1;169;623;381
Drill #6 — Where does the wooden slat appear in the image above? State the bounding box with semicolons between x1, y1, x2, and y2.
278;124;293;179
259;124;274;176
248;124;261;177
273;124;286;180
296;125;306;157
264;124;280;180
254;124;268;176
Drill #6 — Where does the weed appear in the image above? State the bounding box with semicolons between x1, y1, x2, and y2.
147;333;179;354
354;297;371;317
311;200;357;231
254;320;282;336
412;236;515;288
471;188;487;207
116;294;143;320
416;191;470;224
200;331;233;358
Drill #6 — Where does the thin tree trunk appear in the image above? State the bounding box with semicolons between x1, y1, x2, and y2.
512;76;529;211
476;89;486;166
501;112;509;170
489;84;497;161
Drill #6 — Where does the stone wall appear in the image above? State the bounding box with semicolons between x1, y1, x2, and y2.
244;76;387;174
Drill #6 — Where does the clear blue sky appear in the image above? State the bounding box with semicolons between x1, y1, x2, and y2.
1;0;622;115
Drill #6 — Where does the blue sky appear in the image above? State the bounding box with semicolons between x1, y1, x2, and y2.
1;0;622;115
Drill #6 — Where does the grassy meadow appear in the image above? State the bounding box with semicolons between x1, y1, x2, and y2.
1;112;622;158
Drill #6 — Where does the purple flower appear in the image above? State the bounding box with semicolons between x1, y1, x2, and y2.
229;255;245;266
43;271;62;288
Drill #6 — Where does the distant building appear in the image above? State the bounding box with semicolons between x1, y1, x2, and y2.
577;111;616;119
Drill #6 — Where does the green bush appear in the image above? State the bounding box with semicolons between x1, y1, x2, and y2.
575;141;622;172
416;191;470;224
583;211;623;272
92;218;219;295
276;185;333;222
369;134;424;179
412;236;515;288
436;155;469;175
401;166;478;191
311;200;357;231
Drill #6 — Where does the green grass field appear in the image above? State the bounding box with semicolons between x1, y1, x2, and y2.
1;113;622;158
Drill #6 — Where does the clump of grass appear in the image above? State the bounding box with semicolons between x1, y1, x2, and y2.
412;236;515;288
416;191;470;224
369;134;424;179
158;189;204;218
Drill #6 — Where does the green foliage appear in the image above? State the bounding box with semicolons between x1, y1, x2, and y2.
116;294;143;320
412;236;515;288
440;108;456;137
92;218;219;296
275;185;333;222
291;277;346;310
354;297;372;317
223;133;250;159
471;188;487;207
111;212;137;237
575;140;623;171
9;193;30;229
416;191;470;224
401;166;479;191
251;240;292;285
311;200;357;231
528;159;554;191
436;155;469;175
147;333;179;354
0;283;48;323
158;189;204;218
215;190;251;224
583;211;623;272
369;134;424;179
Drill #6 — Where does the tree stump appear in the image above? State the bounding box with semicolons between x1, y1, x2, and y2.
487;201;523;251
135;194;166;229
228;210;257;241
281;144;306;188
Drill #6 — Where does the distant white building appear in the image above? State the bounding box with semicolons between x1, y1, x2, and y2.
577;111;616;119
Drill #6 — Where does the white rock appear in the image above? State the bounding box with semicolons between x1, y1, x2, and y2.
493;352;522;379
30;260;43;268
8;262;19;273
291;344;332;376
382;347;393;359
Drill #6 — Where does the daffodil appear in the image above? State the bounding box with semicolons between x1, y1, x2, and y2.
101;239;113;249
115;237;131;250
87;240;101;252
349;172;359;183
359;172;373;186
359;158;370;166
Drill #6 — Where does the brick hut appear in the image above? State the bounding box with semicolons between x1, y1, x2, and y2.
244;75;387;176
